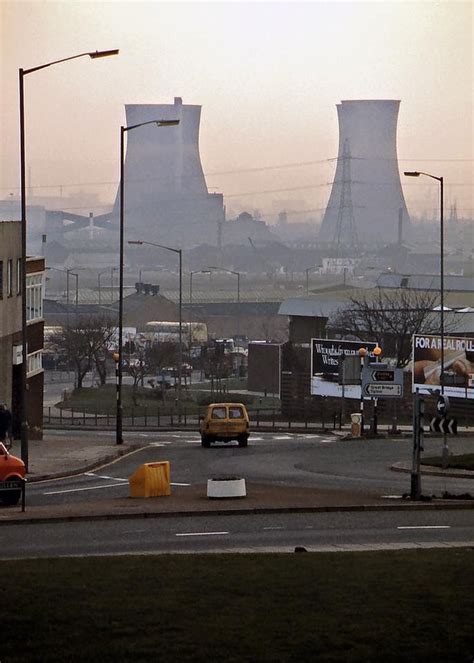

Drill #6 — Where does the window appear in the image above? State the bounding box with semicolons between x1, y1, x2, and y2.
16;258;21;295
27;350;43;376
7;259;13;297
211;407;226;420
0;261;3;299
229;407;244;420
26;273;44;322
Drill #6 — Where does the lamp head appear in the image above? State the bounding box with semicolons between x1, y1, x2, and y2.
89;49;119;59
404;171;420;177
156;120;180;127
128;240;143;246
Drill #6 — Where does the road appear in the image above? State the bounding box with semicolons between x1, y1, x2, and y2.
1;510;473;558
28;430;474;508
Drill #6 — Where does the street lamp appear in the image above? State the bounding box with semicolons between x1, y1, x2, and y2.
116;119;179;445
45;267;79;327
19;48;119;468
208;266;241;336
404;171;444;390
189;270;211;347
128;239;183;420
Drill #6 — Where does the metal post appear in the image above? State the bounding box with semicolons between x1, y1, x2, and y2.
178;249;183;423
19;68;29;470
411;389;423;500
116;126;125;445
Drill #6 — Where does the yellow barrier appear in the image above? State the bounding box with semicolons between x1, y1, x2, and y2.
129;461;171;498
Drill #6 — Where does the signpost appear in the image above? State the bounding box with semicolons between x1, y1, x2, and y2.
361;364;403;400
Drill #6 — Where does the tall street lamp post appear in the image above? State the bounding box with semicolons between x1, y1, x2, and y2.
116;119;179;445
19;48;118;468
405;170;447;470
46;266;78;327
208;266;241;336
404;171;445;387
129;240;183;420
189;270;211;347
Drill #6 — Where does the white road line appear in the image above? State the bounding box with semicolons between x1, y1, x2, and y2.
84;473;127;482
397;526;451;530
149;442;171;447
44;484;126;495
175;531;229;537
185;440;200;444
263;526;284;530
171;482;191;487
274;435;292;440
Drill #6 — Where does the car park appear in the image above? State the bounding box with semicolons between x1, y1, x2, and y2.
200;402;250;448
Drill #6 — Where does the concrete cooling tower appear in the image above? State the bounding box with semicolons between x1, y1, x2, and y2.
113;97;223;247
319;100;410;249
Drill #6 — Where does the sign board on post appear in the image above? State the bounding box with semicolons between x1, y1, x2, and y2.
311;339;377;397
361;364;404;399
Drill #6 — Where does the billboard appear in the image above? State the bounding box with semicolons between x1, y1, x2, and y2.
412;334;474;398
311;338;377;397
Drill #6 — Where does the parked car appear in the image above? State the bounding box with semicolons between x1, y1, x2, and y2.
0;442;25;506
200;402;250;448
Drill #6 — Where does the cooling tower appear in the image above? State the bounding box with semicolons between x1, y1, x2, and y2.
113;97;223;247
319;100;410;249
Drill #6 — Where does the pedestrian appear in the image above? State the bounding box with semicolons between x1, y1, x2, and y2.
0;403;13;449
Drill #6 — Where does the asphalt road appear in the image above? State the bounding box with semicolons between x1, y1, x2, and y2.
1;510;473;558
28;430;474;507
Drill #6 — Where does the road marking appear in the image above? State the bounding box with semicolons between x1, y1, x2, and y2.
397;526;451;530
85;472;127;482
149;442;172;447
171;482;191;487
381;495;403;499
44;484;127;495
263;526;284;530
274;435;292;440
175;531;229;537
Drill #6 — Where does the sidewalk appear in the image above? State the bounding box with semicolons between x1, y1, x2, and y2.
1;432;473;525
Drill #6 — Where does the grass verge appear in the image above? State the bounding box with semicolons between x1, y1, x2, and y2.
1;550;473;662
423;453;474;471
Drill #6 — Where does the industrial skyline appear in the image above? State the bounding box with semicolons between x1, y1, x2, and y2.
0;1;472;224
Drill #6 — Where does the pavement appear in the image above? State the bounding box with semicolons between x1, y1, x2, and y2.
1;432;473;525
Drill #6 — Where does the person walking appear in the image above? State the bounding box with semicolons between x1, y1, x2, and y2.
0;403;13;449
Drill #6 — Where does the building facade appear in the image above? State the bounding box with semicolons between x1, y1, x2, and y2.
0;221;45;439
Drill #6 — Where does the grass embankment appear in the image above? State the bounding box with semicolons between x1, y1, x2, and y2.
423;453;474;471
2;551;473;662
58;383;278;415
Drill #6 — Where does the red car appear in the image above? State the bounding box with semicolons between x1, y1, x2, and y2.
0;442;26;506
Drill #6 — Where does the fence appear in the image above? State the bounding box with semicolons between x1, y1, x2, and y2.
43;405;349;432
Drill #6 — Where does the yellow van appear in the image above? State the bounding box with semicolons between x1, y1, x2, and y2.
200;403;250;448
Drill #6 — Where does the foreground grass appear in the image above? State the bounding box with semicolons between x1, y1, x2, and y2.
423;453;474;471
1;551;473;662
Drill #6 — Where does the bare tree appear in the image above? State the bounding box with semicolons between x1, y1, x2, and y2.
330;289;455;367
123;348;148;406
51;315;116;388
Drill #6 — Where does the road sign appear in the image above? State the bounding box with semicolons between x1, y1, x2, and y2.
429;416;457;435
436;394;449;416
361;364;403;399
371;370;395;382
364;383;402;397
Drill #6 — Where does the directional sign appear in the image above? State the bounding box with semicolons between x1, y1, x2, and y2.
429;416;458;435
372;370;395;382
361;365;403;399
436;395;449;416
364;383;402;397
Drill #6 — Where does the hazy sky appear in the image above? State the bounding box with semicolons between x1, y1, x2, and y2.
1;0;472;223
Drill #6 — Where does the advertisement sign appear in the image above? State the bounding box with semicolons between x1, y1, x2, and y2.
412;334;474;398
311;338;377;397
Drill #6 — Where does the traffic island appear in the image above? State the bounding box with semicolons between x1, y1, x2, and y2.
207;476;246;499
